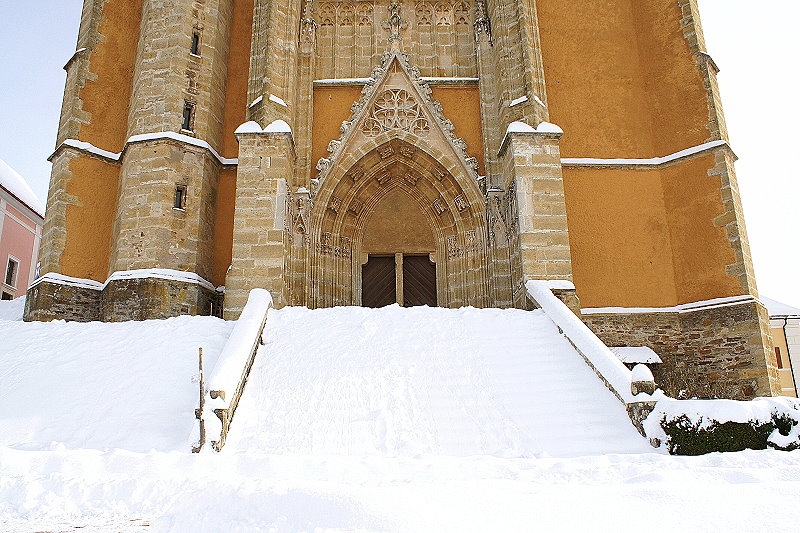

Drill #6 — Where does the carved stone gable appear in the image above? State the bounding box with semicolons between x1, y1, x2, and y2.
315;51;480;188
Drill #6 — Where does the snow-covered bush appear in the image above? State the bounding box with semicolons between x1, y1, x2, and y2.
644;397;800;455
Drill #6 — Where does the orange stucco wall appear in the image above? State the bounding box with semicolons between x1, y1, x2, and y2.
220;0;254;159
564;156;741;308
59;0;141;281
79;0;143;153
563;166;677;308
212;168;237;286
312;86;365;175
536;0;710;158
62;157;120;282
660;154;741;302
312;85;484;175
539;0;737;307
430;86;484;174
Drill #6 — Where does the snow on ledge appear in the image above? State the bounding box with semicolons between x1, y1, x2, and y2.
269;94;288;107
127;132;238;165
561;140;728;167
29;272;105;292
506;121;536;133
581;294;757;316
526;280;652;404
509;96;528;107
62;139;121;161
536;121;564;134
264;119;292;133
234;121;264;134
30;269;216;292
107;269;216;292
248;95;263;109
611;347;663;365
57;132;239;166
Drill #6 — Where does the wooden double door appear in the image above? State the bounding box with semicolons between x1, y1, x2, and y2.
362;254;437;308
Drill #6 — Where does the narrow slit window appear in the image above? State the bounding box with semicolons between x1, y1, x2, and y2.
5;257;19;288
182;101;195;131
174;185;187;210
191;31;201;55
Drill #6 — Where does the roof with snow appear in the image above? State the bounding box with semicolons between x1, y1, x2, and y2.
0;157;45;217
762;296;800;317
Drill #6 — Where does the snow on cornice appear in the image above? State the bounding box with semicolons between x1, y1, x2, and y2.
581;294;757;316
56;133;239;166
30;268;217;292
0;157;45;217
561;140;729;167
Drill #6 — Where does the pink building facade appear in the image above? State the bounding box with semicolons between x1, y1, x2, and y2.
0;158;45;300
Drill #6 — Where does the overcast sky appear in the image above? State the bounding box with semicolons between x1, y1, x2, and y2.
0;1;797;306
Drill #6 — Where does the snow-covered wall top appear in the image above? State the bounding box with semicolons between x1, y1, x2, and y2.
526;280;657;405
0;157;45;217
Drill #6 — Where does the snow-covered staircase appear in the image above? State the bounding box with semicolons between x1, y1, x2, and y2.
223;305;653;457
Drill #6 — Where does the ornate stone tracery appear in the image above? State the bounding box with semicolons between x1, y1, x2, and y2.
362;89;430;136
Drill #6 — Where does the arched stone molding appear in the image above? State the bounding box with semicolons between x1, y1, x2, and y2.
307;138;489;308
301;50;489;308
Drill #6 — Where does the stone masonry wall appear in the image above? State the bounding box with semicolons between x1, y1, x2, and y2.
109;141;219;281
102;277;222;321
24;276;222;323
24;279;102;323
583;299;781;400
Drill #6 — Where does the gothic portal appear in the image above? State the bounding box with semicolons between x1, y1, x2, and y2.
27;0;782;399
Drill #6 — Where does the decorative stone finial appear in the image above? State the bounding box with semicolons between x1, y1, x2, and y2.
474;0;492;45
384;0;407;50
299;0;316;54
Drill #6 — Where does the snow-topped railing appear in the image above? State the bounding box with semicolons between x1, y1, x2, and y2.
526;280;661;433
201;289;273;451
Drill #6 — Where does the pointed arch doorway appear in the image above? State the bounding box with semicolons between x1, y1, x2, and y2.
306;52;490;309
360;187;438;307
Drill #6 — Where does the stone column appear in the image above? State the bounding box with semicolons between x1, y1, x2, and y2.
499;122;575;308
224;124;295;319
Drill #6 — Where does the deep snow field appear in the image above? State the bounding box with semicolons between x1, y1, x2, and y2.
1;297;799;532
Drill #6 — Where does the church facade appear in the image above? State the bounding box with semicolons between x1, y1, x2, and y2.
26;0;781;399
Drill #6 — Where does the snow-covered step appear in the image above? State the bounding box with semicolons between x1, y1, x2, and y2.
224;305;653;457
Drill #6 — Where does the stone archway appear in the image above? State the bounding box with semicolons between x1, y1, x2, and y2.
308;138;489;308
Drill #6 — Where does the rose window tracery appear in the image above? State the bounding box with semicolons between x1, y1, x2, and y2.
362;89;430;136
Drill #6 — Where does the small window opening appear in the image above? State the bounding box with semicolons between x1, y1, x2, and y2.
5;257;19;288
174;185;187;210
775;346;784;369
1;292;12;301
182;101;195;131
191;32;201;55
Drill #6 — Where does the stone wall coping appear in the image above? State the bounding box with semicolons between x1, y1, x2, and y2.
29;272;105;291
62;47;89;71
498;120;564;157
31;268;217;293
107;269;217;292
526;279;660;405
581;294;758;316
52;133;239;167
561;139;730;169
313;77;479;87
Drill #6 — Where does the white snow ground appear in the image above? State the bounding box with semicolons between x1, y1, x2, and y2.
226;305;652;457
1;299;799;532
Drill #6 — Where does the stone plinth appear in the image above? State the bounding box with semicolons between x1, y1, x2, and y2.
224;126;295;319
